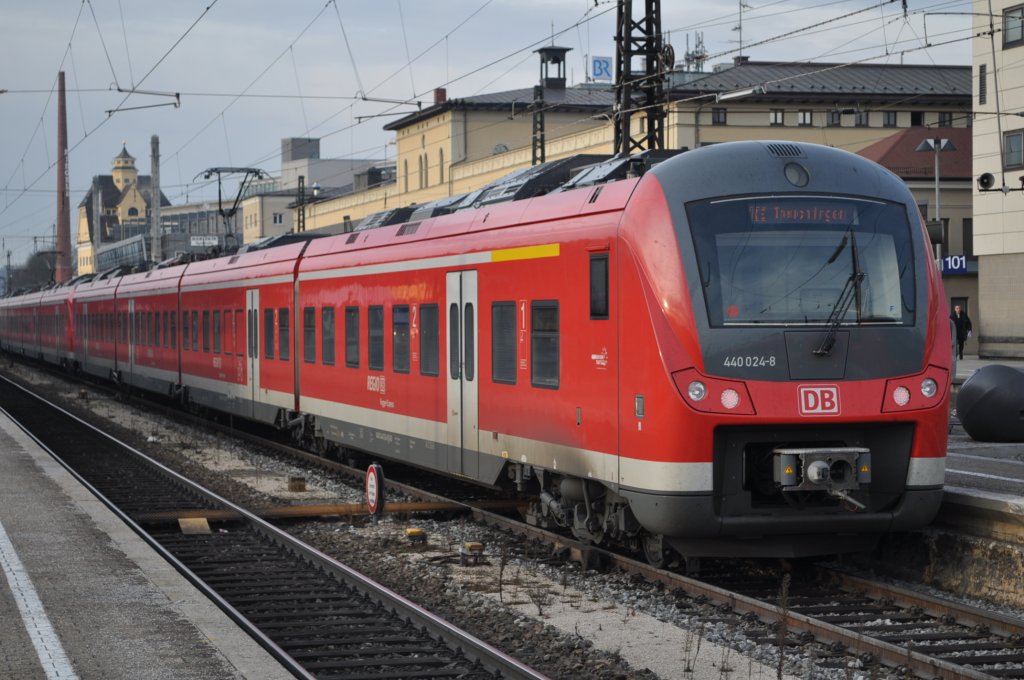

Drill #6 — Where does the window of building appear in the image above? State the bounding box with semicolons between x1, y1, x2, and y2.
322;307;335;366
855;110;869;127
345;306;359;368
128;207;138;217
392;305;410;373
303;306;316;364
492;302;516;384
711;107;727;125
264;309;275;359
769;109;784;126
963;218;974;258
938;111;953;127
531;301;559;389
826;110;841;127
1005;5;1024;47
590;253;609;319
272;213;283;225
368;305;384;371
798;110;813;126
420;304;439;376
1005;130;1024;169
979;64;987;105
911;111;923;127
438;148;445;185
278;308;290;361
883;110;897;127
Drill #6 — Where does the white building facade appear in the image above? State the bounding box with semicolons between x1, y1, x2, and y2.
973;1;1024;357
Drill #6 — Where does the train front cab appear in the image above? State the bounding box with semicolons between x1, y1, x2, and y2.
615;141;951;557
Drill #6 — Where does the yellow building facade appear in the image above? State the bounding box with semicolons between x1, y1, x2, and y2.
305;61;971;241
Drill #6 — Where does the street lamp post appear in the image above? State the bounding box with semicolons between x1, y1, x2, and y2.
915;137;956;263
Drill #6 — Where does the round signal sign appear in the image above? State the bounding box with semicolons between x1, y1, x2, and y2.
366;463;385;516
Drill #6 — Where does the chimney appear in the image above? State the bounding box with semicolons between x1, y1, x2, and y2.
150;135;162;264
434;87;447;104
55;71;71;283
733;55;750;66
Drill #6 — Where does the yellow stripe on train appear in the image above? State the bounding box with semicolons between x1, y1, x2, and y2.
490;243;560;263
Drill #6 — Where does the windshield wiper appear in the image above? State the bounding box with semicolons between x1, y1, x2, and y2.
814;230;864;356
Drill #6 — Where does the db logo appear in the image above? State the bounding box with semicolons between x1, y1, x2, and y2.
798;385;840;415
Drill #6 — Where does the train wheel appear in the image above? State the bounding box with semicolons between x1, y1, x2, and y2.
642;532;669;569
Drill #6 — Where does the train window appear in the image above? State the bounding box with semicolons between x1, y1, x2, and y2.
154;312;161;348
303;307;316;364
491;302;516;384
531;301;559;389
183;311;189;351
202;311;211;352
234;310;244;356
449;304;460;380
279;308;290;361
463;303;475;382
170;311;176;349
419;304;439;376
393;305;410;373
345;306;359;368
192;311;199;352
687;197;915;327
590;254;609;319
322;307;335;366
368;305;384;371
264;309;275;360
213;310;221;354
147;312;154;346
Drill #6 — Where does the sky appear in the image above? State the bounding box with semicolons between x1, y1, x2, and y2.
0;0;973;266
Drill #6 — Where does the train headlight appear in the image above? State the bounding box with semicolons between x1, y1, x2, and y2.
687;381;707;401
920;378;937;398
892;385;911;406
720;388;740;410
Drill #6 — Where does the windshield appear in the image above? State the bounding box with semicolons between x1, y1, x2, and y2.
687;196;915;327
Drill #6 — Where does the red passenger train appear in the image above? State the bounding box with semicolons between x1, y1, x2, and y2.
0;141;952;562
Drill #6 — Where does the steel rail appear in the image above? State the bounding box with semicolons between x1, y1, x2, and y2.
0;375;549;680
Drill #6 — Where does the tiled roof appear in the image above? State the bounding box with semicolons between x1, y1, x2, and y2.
384;61;970;131
384;85;614;130
674;61;969;101
856;127;973;179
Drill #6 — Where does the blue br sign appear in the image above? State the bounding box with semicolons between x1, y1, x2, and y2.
941;255;968;274
592;56;613;82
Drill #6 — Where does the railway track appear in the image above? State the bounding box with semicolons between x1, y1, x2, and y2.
5;362;1024;679
0;374;546;680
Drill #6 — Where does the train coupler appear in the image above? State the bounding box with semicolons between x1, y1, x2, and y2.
773;446;871;493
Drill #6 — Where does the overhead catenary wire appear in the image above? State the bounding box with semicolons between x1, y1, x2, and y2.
0;0;977;260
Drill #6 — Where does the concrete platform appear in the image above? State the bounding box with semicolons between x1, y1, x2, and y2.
0;409;290;680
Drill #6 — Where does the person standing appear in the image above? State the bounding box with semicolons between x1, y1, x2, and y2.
950;304;972;360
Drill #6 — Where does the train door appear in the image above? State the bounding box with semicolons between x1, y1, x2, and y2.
246;289;261;418
127;298;136;384
81;303;88;361
446;270;479;479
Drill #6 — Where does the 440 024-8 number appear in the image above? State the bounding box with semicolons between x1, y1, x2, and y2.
723;355;777;368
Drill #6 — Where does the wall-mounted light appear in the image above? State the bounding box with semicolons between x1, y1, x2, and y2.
716;85;767;102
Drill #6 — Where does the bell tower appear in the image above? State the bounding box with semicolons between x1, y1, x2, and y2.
111;143;138;191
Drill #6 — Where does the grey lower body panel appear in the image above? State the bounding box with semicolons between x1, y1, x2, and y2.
316;412;506;485
621;487;943;558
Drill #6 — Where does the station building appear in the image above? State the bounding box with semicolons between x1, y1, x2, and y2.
971;0;1024;358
